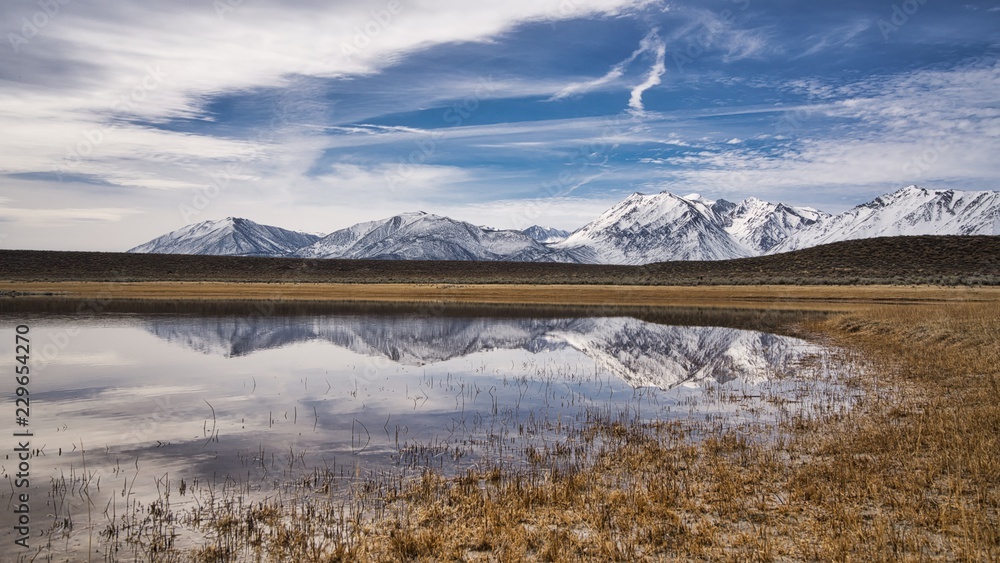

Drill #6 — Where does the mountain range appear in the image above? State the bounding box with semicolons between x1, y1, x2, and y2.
128;186;999;264
296;211;553;261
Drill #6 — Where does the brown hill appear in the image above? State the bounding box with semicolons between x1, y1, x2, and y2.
0;236;997;286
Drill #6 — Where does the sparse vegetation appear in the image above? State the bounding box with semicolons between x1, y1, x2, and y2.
1;235;998;286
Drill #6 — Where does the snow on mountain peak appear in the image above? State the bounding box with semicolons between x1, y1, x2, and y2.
128;217;321;256
552;191;752;263
681;192;718;206
719;196;831;254
127;185;998;264
296;212;550;261
772;186;1000;252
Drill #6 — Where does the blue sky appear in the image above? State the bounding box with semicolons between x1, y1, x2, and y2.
1;0;998;250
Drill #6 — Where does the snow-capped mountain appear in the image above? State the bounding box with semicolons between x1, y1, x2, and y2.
521;225;571;244
771;186;1000;253
144;314;824;390
720;197;830;254
127;217;321;256
125;185;997;264
550;192;753;263
295;212;551;261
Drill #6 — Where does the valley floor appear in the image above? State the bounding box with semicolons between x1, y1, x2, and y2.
3;281;999;310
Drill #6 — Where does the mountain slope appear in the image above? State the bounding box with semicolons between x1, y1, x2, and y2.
522;225;571;244
772;186;1000;253
551;192;753;264
127;217;321;256
296;212;551;261
721;197;830;254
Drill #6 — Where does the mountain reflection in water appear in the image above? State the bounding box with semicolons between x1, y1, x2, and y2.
144;314;823;390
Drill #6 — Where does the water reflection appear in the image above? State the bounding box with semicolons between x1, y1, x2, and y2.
143;314;822;390
0;309;843;559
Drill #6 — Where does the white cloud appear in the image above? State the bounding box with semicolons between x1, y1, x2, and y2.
797;20;872;58
658;6;776;70
548;28;668;115
439;196;621;231
559;172;608;196
628;32;667;115
550;28;659;101
0;0;652;188
652;62;1000;200
0;206;145;225
312;162;476;204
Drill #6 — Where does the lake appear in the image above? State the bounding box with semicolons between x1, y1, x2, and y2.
0;303;849;560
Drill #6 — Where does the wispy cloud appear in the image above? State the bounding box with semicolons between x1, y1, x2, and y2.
661;6;775;65
550;28;660;101
797;20;872;58
648;61;1000;202
0;0;654;190
628;31;667;115
0;207;145;225
548;28;667;116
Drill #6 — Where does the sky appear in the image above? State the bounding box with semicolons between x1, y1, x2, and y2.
1;0;998;251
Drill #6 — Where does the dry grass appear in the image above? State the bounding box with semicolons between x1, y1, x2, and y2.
788;302;1000;561
3;281;999;310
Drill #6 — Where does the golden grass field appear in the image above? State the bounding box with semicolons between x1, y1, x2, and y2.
3;281;999;309
4;282;998;561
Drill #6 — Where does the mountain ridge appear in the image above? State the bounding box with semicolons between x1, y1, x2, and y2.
127;217;321;257
770;186;1000;253
123;185;1000;264
297;212;551;262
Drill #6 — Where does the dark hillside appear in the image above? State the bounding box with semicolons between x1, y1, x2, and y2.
1;236;997;286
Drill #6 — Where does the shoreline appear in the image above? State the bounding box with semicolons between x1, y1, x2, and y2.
2;282;1000;310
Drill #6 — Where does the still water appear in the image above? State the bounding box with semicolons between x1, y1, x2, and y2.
1;305;844;559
